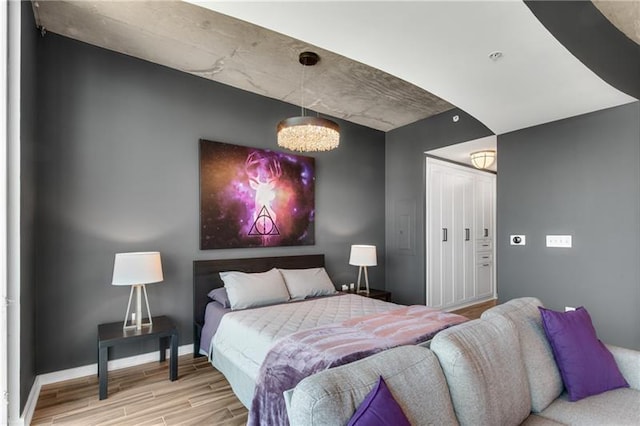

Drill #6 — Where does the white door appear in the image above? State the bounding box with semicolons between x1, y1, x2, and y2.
475;176;495;240
440;173;455;307
427;161;474;308
462;175;475;300
426;166;447;308
451;174;465;305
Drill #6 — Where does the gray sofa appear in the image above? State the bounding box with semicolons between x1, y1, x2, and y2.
285;297;640;425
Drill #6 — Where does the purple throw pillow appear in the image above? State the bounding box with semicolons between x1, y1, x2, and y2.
538;306;628;401
348;376;411;426
207;287;231;309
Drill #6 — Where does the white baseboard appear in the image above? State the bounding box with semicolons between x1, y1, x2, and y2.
19;375;41;426
20;344;194;425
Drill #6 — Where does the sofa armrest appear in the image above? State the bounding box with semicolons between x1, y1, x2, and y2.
606;344;640;390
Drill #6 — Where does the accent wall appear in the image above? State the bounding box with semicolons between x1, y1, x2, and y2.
33;33;386;373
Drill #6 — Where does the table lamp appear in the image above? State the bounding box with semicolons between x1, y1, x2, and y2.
112;251;163;330
349;245;377;294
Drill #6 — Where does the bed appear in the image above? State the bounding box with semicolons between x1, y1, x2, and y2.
193;254;467;425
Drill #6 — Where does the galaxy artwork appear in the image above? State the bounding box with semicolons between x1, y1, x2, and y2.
199;140;315;249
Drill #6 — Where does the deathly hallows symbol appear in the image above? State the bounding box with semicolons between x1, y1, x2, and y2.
248;206;280;236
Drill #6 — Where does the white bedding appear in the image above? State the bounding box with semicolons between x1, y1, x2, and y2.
209;293;400;407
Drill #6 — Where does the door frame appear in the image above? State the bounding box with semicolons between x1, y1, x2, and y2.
1;0;10;422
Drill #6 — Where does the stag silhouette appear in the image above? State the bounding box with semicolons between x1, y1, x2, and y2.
245;152;282;235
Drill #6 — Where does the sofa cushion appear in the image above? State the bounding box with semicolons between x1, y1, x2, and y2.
431;316;531;426
347;376;410;426
607;344;640;390
540;388;640;425
520;414;566;426
481;297;563;412
539;306;628;401
286;345;458;426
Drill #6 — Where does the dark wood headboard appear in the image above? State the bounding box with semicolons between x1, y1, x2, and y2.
192;254;325;354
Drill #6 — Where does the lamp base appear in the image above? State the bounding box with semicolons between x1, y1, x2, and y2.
123;320;152;331
355;266;371;295
122;284;154;331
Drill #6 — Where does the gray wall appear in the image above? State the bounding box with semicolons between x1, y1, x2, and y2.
385;110;492;305
525;1;640;100
34;34;386;373
19;1;38;411
497;102;640;349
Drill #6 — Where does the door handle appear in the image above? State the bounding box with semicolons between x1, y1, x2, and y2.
442;228;448;242
465;228;470;241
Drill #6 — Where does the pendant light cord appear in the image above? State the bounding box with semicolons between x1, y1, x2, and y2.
300;63;306;117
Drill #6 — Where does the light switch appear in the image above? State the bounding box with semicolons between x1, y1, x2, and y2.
546;235;572;248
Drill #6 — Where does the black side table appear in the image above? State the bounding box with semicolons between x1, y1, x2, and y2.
343;288;392;302
366;288;392;302
97;315;178;400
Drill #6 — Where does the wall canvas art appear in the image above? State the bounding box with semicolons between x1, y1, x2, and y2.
200;139;315;249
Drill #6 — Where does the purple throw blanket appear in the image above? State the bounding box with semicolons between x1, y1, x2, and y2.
247;305;467;426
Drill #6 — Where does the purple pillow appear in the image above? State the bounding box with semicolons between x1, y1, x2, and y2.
348;376;411;426
538;306;628;401
207;287;231;309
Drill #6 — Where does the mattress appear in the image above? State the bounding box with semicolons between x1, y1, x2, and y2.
209;293;400;407
199;301;231;355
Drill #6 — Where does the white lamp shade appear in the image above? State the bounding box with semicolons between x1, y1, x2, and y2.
349;245;377;267
112;252;164;286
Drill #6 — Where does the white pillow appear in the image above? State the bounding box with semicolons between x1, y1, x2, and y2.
278;267;337;300
220;268;290;310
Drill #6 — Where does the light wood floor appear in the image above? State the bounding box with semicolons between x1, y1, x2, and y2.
31;299;495;425
31;355;248;425
451;298;497;320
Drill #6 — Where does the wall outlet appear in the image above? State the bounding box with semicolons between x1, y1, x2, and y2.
510;235;526;245
546;235;572;248
565;306;576;312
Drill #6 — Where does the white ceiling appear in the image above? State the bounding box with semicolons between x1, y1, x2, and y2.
192;0;637;135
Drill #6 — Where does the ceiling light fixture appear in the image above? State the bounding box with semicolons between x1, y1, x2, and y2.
470;150;496;170
277;52;340;152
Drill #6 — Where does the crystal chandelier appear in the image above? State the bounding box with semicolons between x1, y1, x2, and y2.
470;150;496;169
277;52;340;152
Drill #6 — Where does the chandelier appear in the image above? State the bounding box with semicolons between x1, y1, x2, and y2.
277;52;340;152
470;150;496;169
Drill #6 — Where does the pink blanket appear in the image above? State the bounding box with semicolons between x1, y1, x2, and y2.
248;305;467;426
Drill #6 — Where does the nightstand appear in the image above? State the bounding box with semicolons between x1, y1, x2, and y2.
345;288;391;302
97;315;178;400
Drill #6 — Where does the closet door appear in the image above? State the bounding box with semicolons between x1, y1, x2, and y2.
452;172;475;305
461;175;475;301
475;176;495;240
451;174;464;306
426;157;496;309
426;164;456;308
474;174;495;299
